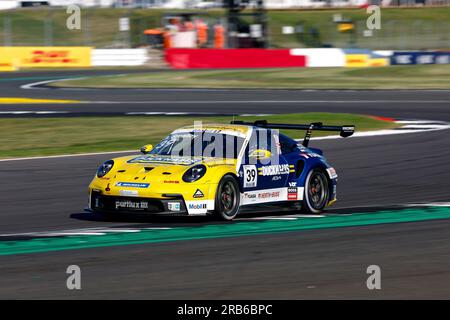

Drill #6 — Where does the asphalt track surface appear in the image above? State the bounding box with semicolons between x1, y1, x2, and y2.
0;70;450;299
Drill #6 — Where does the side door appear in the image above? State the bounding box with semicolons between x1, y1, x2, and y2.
239;129;291;205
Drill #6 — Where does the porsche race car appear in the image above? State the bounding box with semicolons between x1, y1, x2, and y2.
88;120;354;220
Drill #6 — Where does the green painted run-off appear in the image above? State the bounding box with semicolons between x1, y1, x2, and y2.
1;206;449;256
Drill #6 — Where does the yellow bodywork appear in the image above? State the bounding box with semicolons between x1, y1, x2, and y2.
88;124;250;215
89;156;237;202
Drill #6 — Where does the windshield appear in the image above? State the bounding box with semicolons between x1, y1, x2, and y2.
150;131;245;159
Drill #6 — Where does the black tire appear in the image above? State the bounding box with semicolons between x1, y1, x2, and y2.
302;169;330;214
214;175;240;221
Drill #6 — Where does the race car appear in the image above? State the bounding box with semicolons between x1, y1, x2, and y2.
88;120;354;220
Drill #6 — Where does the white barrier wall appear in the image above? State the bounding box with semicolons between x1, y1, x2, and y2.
91;49;149;66
0;1;18;10
290;48;346;67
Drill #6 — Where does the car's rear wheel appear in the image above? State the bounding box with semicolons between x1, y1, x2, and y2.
214;175;240;221
302;169;329;214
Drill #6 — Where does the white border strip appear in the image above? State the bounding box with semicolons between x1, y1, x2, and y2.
0;150;136;162
20;77;87;90
60;100;450;104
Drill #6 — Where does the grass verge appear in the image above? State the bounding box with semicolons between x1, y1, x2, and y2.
0;113;397;159
50;65;450;90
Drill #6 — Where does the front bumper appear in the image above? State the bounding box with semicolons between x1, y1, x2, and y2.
90;190;189;215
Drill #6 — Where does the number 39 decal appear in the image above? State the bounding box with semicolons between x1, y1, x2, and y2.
243;165;257;188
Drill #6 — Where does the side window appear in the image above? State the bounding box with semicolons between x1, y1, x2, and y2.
243;129;276;164
279;133;299;155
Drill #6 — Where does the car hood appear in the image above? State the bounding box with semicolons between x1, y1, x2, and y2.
109;154;236;183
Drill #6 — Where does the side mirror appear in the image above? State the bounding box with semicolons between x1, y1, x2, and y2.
140;144;153;154
249;149;272;159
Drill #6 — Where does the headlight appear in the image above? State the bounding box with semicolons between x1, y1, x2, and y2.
182;164;207;183
97;160;114;178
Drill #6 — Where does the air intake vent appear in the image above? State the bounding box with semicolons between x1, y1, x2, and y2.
296;161;305;178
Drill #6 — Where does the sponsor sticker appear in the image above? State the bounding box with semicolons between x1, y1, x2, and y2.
258;191;280;199
185;200;213;214
0;47;91;68
326;167;338;179
128;155;200;165
119;189;139;197
193;189;204;198
168;202;181;212
241;187;304;205
258;164;290;176
243;192;257;203
164;180;180;184
188;203;207;210
115;200;148;210
115;182;150;188
242;188;286;205
287;187;298;200
243;165;258;188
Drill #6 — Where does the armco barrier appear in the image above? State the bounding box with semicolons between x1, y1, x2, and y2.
0;47;91;68
92;49;149;66
390;51;450;65
165;49;306;69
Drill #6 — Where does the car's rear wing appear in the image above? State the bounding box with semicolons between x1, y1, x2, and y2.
230;120;355;148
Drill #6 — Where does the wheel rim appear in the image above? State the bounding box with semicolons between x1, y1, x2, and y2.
220;181;237;216
307;172;328;210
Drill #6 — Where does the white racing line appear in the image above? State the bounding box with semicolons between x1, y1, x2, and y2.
18;77;450;97
307;119;450;141
15;77;450;104
0;227;172;238
0;150;136;162
406;202;450;207
0;215;324;238
41;100;450;104
20;78;88;90
0;111;69;115
0;119;448;162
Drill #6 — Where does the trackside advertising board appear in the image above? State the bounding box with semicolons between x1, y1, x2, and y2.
0;47;91;68
390;51;450;65
0;56;15;71
165;49;306;69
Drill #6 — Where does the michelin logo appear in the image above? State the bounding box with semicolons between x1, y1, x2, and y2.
115;182;149;188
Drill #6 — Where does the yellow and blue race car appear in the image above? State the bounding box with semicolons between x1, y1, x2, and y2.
88;120;354;220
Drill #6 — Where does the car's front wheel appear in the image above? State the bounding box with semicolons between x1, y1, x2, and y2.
214;175;240;221
302;169;329;214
